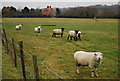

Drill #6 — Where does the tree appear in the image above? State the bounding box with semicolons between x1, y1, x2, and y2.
56;8;61;16
22;7;30;13
2;6;17;17
10;6;16;12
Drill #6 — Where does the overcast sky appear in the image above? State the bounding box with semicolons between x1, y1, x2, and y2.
1;0;119;9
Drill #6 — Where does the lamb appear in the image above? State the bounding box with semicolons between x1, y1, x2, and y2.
15;24;22;32
67;30;81;41
74;51;103;77
52;28;65;37
34;26;42;35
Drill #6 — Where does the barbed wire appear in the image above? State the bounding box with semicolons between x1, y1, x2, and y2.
25;66;35;78
40;62;64;80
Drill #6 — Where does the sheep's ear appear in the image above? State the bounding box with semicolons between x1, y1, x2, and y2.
94;53;97;56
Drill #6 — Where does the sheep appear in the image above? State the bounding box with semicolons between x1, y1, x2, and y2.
52;28;65;37
67;30;81;41
15;24;22;32
74;51;103;77
34;26;42;36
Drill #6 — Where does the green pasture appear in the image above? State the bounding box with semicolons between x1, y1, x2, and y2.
2;18;118;79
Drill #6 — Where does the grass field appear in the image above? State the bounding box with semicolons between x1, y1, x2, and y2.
2;18;118;79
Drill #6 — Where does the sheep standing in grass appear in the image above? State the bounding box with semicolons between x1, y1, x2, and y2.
74;51;103;77
52;28;65;37
67;30;81;41
15;24;22;32
34;26;42;36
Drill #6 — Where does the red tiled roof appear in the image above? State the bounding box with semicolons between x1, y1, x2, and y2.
42;8;56;16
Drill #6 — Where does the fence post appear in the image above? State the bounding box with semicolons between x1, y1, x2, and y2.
2;37;5;46
12;38;17;67
0;29;3;45
3;29;9;53
33;55;39;81
1;30;5;45
19;41;26;80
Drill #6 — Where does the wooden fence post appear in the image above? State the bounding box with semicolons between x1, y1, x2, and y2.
3;29;9;53
0;29;4;46
1;31;5;46
12;38;17;67
19;41;26;80
33;55;39;81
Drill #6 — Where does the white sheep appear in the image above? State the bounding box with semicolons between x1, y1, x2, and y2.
67;30;81;41
52;28;65;37
15;24;22;32
34;26;42;36
74;51;103;77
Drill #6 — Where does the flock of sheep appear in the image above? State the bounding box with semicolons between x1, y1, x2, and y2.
15;24;103;77
15;24;81;41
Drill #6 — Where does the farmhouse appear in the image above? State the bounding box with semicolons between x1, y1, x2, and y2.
42;6;56;17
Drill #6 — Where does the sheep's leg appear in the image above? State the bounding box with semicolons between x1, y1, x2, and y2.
52;34;54;37
52;35;54;37
67;36;69;40
78;36;81;41
61;33;63;37
74;37;75;41
76;37;78;41
95;69;99;77
76;66;80;74
91;68;95;77
79;37;81;41
70;37;72;40
74;37;77;41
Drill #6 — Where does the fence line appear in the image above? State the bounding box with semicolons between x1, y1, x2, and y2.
6;35;33;58
2;28;64;80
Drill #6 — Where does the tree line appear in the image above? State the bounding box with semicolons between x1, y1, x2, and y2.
59;5;119;18
2;5;119;18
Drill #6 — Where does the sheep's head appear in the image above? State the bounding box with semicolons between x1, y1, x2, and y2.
75;30;79;34
61;28;65;32
38;26;41;29
94;52;103;63
78;31;81;34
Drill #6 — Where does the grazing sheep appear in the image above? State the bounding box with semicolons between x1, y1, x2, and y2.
67;30;81;41
15;24;22;32
34;26;42;35
74;51;103;77
52;28;65;37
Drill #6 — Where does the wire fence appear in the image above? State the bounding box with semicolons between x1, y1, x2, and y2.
2;28;64;80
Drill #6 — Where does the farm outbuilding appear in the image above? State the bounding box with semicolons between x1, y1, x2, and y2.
42;6;56;17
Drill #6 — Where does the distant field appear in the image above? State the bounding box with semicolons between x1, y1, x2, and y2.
2;18;118;79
